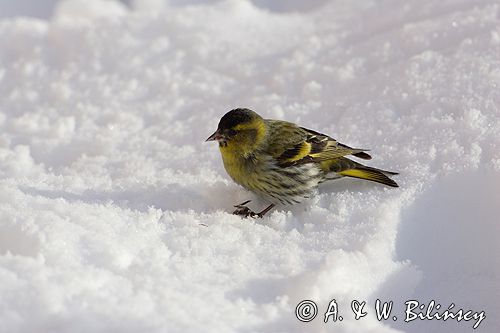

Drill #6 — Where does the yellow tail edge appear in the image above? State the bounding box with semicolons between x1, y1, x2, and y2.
338;168;399;187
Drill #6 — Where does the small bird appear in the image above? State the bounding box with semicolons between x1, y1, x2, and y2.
206;108;398;217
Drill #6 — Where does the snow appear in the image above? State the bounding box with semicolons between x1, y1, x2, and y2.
0;0;499;332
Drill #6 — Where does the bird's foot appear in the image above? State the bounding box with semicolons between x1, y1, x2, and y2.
232;201;276;218
233;200;260;218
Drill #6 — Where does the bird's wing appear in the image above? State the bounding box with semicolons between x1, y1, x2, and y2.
265;121;371;167
301;127;372;161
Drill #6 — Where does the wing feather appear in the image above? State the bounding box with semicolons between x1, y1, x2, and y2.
264;121;372;167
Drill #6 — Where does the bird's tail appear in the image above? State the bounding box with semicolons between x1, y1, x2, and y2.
338;166;399;187
321;157;399;187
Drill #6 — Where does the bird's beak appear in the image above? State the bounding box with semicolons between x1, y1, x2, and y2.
206;129;223;142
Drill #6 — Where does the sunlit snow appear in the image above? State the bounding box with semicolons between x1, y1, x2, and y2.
0;0;499;332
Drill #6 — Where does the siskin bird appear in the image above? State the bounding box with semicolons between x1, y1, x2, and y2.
206;108;398;217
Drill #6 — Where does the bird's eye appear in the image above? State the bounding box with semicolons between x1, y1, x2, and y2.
227;129;237;136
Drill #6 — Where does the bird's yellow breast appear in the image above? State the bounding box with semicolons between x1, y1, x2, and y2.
219;145;255;187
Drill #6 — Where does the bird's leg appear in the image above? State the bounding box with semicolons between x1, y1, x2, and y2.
257;204;275;218
232;201;275;218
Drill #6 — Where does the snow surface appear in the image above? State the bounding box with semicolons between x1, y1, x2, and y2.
0;0;499;332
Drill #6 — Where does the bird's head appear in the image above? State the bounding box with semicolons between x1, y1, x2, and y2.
206;108;267;155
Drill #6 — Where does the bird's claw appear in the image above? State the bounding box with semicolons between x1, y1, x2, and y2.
232;200;261;218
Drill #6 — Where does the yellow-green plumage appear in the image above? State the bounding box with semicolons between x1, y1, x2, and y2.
207;108;398;212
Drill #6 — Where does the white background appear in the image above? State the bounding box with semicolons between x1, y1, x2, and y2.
0;0;499;332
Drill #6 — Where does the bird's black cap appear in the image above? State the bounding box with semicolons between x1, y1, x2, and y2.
218;108;260;130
